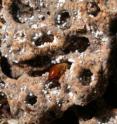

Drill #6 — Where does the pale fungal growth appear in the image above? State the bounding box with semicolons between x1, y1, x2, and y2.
0;0;116;124
57;0;66;8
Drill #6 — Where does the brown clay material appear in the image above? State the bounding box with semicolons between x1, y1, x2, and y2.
0;0;117;124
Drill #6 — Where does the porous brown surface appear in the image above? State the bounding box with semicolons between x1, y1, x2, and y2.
0;0;117;124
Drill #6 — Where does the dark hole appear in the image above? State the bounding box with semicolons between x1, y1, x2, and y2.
104;65;117;108
21;55;51;68
77;101;97;119
104;38;117;107
63;35;90;53
26;92;37;105
0;15;6;24
104;83;117;107
45;80;60;89
47;110;56;118
0;92;11;118
1;57;22;79
0;92;7;102
47;11;50;15
21;55;51;77
55;10;70;29
10;1;21;23
60;107;78;124
42;109;58;123
29;70;48;77
51;101;98;124
1;57;12;78
10;0;33;23
109;16;117;35
87;2;100;16
79;69;92;85
41;16;45;20
52;106;78;124
32;33;54;46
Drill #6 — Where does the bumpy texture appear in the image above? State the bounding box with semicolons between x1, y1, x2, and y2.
0;0;117;124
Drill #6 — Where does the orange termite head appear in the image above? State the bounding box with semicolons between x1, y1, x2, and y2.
48;63;68;81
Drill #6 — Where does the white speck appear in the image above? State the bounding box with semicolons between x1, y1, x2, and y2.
9;47;13;53
0;82;5;88
1;92;5;96
50;88;60;96
94;90;97;93
42;89;48;95
79;60;83;64
55;55;64;63
47;30;51;35
29;16;34;20
39;23;46;28
102;36;109;42
91;75;95;81
58;0;65;2
42;72;49;77
57;0;65;8
13;60;19;63
32;32;43;40
38;14;45;20
95;31;103;38
20;48;25;54
31;24;38;29
69;92;74;97
68;58;75;63
77;10;81;19
4;54;8;58
29;92;33;96
67;85;71;89
53;36;58;43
